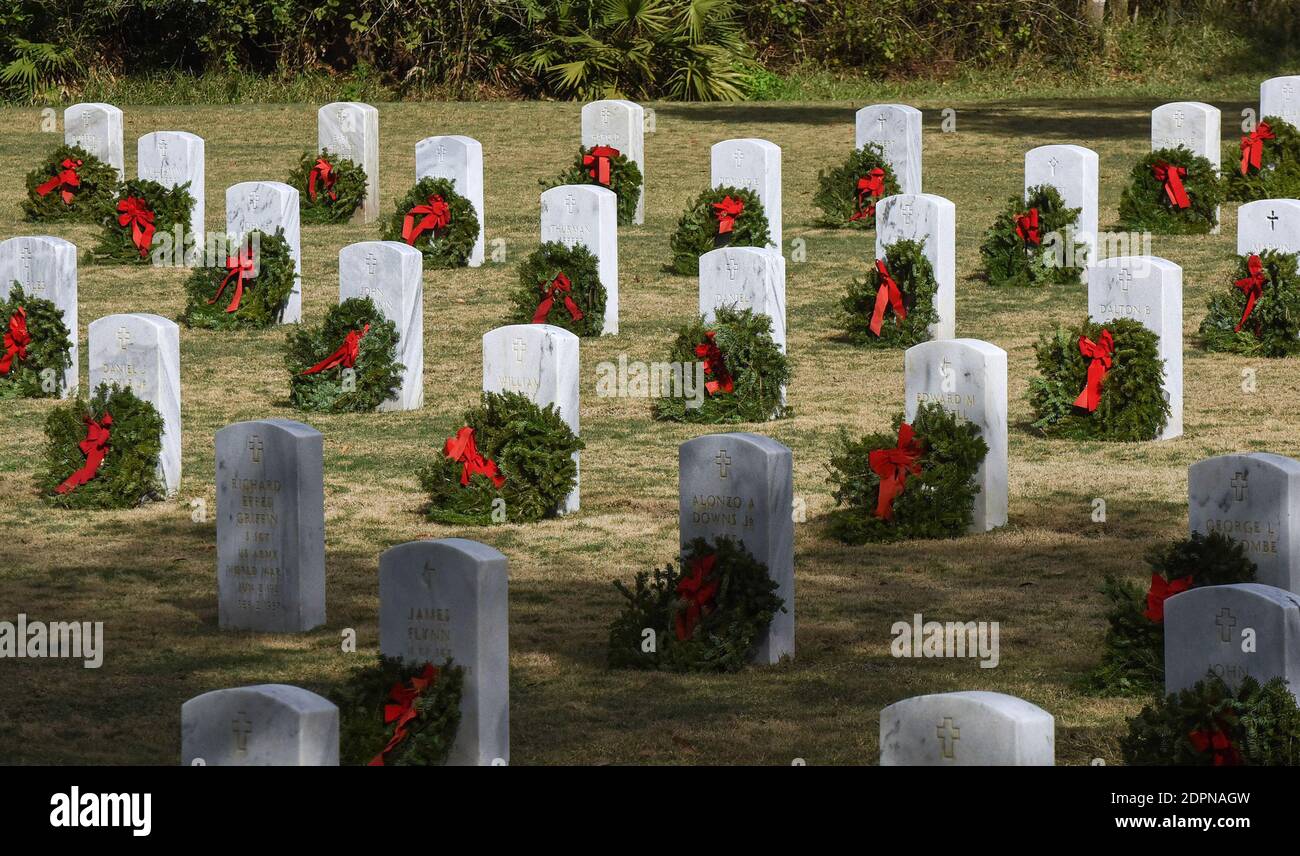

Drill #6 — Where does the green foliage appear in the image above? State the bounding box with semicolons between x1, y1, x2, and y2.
1028;317;1170;441
284;297;403;413
289;148;367;225
1199;250;1300;357
0;36;81;101
1117;147;1224;235
507;241;607;337
22;144;117;223
418;391;584;526
543;145;643;226
38;383;164;510
379;177;479;269
813;143;900;229
0;283;72;399
839;238;938;348
607;536;784;673
90;178;195;265
651;305;789;423
330;657;463;767
1223;116;1300;203
979;183;1087;287
825;402;987;544
179;230;297;330
667;185;771;275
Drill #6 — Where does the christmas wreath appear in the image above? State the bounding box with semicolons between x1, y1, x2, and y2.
607;536;784;673
543;145;643;226
418;390;583;526
1224;116;1300;202
284;296;403;413
506;241;606;337
330;656;464;766
179;229;297;330
839;238;939;347
1122;675;1300;766
1086;532;1256;697
380;177;479;269
667;185;771;276
90;178;195;265
288;148;367;225
813;143;902;229
0;284;73;399
979;183;1088;287
1117;147;1224;235
22;144;118;223
650;305;790;424
38;383;164;510
1199;250;1300;357
1028;317;1170;441
825;402;987;544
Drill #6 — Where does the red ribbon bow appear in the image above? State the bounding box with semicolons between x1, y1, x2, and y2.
402;195;451;245
674;552;721;641
1188;726;1243;767
694;330;734;395
116;196;156;258
443;426;506;488
1015;208;1041;246
869;259;907;336
531;271;584;324
207;249;257;314
1152;161;1191;209
1073;329;1114;412
35;158;83;205
308;157;337;202
368;664;440;766
869;423;924;521
712;196;744;236
1234;254;1267;333
55;413;112;495
1240;122;1276;176
1143;573;1194;623
0;307;30;375
300;324;369;375
583;145;620;187
849;168;886;221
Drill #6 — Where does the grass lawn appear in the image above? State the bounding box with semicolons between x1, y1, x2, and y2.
0;92;1276;765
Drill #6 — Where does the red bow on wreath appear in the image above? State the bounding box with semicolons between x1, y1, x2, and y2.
712;196;744;236
300;324;368;375
531;271;584;324
1240;122;1276;176
443;425;506;488
55;413;112;495
207;248;257;314
1188;725;1244;767
308;157;337;202
1143;573;1194;623
850;168;886;222
870;422;924;521
35;158;83;205
1152;161;1191;210
1015;208;1041;246
583;145;620;187
694;330;734;395
117;197;156;258
674;552;720;641
1234;253;1267;333
368;663;441;766
402;195;450;245
0;307;30;375
1073;329;1114;413
869;259;907;336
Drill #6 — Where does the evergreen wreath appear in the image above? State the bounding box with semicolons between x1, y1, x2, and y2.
380;176;479;269
839;238;939;348
90;178;195;265
179;229;297;330
651;305;790;424
667;185;771;276
289;148;367;225
813;143;902;229
418;390;584;526
1085;532;1257;697
1117;147;1224;235
607;536;784;673
543;145;643;226
1028;317;1171;441
824;402;987;545
1224;116;1300;203
22;144;118;223
1122;675;1300;766
38;383;164;510
284;296;403;413
330;656;464;766
979;183;1088;287
1199;250;1300;357
0;283;73;399
506;241;606;337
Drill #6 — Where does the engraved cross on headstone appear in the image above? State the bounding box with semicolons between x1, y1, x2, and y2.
1216;607;1237;643
247;435;263;464
1115;267;1134;292
937;717;960;760
116;327;132;350
725;256;739;280
1231;471;1248;501
564;194;577;215
364;251;378;276
731;150;744;169
512;338;526;363
232;712;252;754
1268;210;1281;231
714;450;731;478
900;199;915;228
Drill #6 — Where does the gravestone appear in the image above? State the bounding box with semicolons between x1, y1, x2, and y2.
711;138;782;250
415;135;485;266
1024;144;1098;270
875;193;956;339
226;181;302;323
854;103;923;195
87;313;181;496
338;241;423;411
1165;583;1300;698
903;339;1007;531
138;131;205;253
0;235;77;397
581;99;645;224
64;102;123;180
215;419;325;633
698;247;786;352
482;324;580;513
678;433;793;664
318;101;379;223
879;691;1055;766
1188;452;1300;594
1152;102;1221;233
1237;199;1300;256
1261;76;1300;129
378;538;509;766
539;184;617;335
181;684;338;766
1086;256;1183;440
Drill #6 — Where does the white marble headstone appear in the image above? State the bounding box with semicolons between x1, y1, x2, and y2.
415;135;485;266
64;102;123;179
1237;198;1300;256
581;99;645;224
226;181;302;323
0;235;77;397
539;184;617;335
339;241;423;411
1024;144;1098;270
181;684;338;766
1152;102;1221;168
1261;76;1300;129
138;131;205;253
318;102;379;223
698;247;786;352
880;691;1054;766
875;193;956;339
854;103;923;194
711;138;782;250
